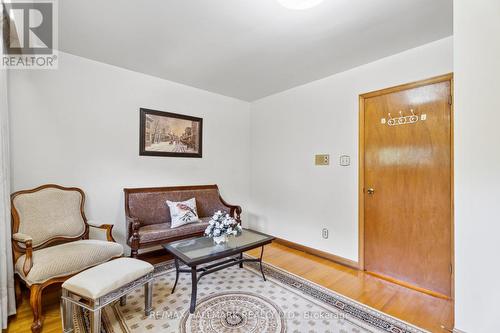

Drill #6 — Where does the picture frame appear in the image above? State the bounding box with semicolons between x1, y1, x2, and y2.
139;108;203;158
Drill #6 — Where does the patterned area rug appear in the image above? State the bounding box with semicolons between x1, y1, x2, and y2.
74;257;428;333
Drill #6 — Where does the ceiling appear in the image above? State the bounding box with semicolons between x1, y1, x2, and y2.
59;0;453;101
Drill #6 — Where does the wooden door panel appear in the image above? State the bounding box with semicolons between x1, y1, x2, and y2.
363;80;452;297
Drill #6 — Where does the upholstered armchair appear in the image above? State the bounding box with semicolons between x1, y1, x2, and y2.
11;184;123;333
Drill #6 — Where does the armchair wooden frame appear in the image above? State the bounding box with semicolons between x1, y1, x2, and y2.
11;184;119;333
125;184;242;258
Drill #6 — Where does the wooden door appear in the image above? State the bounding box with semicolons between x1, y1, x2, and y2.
361;75;453;298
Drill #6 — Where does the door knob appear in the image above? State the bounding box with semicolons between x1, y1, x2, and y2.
367;188;375;195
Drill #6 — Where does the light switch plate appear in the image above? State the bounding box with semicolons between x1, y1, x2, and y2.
315;154;330;166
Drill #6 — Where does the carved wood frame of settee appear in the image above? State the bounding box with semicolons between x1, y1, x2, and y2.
124;184;242;258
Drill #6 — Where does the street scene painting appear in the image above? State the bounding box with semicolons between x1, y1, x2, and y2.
140;108;203;158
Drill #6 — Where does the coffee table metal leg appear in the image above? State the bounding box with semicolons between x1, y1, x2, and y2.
190;266;197;313
172;258;179;294
239;252;243;268
259;246;266;281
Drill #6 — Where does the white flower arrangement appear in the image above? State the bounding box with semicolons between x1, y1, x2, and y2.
204;210;242;238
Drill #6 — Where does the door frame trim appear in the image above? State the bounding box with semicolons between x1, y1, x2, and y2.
358;73;454;299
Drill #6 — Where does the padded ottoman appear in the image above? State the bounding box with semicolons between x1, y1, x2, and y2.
60;258;154;333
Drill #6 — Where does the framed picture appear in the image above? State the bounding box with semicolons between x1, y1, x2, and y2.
139;108;203;158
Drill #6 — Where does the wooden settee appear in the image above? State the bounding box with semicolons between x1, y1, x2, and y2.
124;185;242;257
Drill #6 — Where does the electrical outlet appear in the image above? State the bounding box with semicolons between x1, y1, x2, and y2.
322;228;329;239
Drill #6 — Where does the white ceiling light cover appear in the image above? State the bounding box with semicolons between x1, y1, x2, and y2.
277;0;324;10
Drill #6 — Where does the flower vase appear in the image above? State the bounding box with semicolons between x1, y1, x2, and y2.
213;234;227;245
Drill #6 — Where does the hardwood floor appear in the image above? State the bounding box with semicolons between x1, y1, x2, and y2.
6;243;453;333
248;243;453;332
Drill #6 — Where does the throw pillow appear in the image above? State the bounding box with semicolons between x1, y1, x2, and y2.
166;198;200;228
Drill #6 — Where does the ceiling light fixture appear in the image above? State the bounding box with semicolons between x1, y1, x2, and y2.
277;0;324;10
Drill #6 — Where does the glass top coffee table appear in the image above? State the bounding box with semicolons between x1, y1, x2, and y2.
163;228;275;313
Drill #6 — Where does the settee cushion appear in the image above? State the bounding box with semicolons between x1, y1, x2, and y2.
15;239;123;286
135;217;210;243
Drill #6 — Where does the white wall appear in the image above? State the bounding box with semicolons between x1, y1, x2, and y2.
454;1;500;332
8;39;454;263
249;37;453;261
8;52;251;250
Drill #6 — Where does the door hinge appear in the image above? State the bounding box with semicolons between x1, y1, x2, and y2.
448;95;453;105
449;263;453;274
